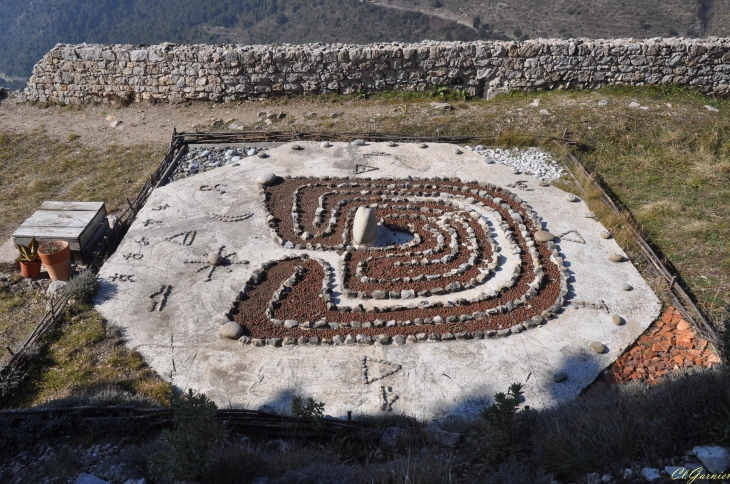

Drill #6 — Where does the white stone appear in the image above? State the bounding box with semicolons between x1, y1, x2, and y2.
693;445;730;473
219;322;244;340
256;172;277;186
534;230;554;242
704;105;720;113
76;475;110;484
352;207;377;246
640;468;661;482
47;280;68;297
629;102;641;108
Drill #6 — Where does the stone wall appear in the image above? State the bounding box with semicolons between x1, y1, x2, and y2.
21;38;730;104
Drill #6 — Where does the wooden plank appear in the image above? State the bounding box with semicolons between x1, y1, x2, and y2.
19;210;98;229
12;228;84;250
77;209;108;249
39;201;105;212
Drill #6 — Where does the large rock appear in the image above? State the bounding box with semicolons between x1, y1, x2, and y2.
352;207;377;246
76;474;110;484
47;280;68;297
534;230;555;242
219;321;244;339
693;445;730;473
256;172;277;186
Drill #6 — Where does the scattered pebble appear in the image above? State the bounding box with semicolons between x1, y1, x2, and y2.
590;341;607;353
552;371;567;382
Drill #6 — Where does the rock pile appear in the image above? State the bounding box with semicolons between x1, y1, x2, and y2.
170;146;267;181
603;306;721;384
465;146;565;182
20;38;730;105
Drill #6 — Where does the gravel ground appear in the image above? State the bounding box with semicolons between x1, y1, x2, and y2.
465;145;566;182
170;145;268;181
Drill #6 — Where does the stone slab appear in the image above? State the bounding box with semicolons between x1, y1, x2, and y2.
95;141;661;421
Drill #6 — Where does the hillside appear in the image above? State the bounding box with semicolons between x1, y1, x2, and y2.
0;0;486;90
2;0;729;90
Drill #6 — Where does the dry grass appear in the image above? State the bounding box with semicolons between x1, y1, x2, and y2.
3;303;171;408
0;130;165;239
0;278;48;367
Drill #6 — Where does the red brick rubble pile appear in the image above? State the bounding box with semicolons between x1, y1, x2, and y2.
603;306;721;385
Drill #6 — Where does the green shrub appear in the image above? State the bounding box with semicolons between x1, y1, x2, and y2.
148;389;225;481
64;270;98;303
290;396;325;420
468;383;532;467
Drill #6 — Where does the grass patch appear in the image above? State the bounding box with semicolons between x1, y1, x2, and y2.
0;279;47;367
0;130;165;239
2;303;171;408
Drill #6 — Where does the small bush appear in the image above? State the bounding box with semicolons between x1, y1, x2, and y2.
468;383;532;467
64;270;98;303
364;450;453;484
43;446;79;478
148;389;225;481
290;396;325;420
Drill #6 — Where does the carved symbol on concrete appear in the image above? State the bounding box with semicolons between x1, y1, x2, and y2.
123;253;144;260
148;285;172;312
166;231;197;246
558;230;586;244
355;164;379;174
362;152;391;158
360;356;402;384
183;246;249;282
381;385;399;412
142;219;163;228
199;184;226;194
134;237;150;246
570;300;609;313
110;273;135;282
210;213;253;222
506;180;534;191
152;204;170;211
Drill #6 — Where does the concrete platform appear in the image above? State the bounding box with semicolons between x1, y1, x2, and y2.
95;141;660;421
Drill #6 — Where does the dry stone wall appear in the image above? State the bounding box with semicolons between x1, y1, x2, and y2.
21;38;730;104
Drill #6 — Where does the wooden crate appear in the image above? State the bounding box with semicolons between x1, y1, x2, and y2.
12;201;107;252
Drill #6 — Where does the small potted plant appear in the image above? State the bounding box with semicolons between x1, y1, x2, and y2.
15;237;41;279
38;240;72;281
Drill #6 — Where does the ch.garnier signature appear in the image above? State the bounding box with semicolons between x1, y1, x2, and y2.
671;466;729;483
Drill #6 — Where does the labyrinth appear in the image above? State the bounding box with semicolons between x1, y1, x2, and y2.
234;176;565;344
95;141;661;418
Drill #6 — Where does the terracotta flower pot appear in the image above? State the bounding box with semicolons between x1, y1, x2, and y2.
19;260;42;279
38;240;72;281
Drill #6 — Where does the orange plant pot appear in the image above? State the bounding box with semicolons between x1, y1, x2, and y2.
38;240;72;281
19;260;42;279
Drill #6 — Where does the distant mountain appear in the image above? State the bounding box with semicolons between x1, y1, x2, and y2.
0;0;727;90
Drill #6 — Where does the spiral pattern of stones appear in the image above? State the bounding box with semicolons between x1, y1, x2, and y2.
231;176;571;346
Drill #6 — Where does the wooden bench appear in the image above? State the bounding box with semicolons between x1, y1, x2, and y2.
12;201;108;263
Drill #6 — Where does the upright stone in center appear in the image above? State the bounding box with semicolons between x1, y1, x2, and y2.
353;207;378;246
